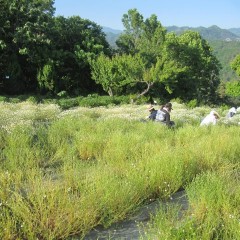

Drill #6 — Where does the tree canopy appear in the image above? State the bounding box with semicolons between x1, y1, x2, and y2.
0;0;110;95
0;4;222;104
90;9;221;103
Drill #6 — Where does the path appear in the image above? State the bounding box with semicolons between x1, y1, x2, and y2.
82;190;188;240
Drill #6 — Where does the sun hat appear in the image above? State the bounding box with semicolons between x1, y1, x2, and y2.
210;110;220;119
148;105;155;111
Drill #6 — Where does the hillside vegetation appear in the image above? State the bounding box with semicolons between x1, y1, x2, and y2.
104;26;240;82
1;2;239;104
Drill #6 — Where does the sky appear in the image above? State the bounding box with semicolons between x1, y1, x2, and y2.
53;0;240;30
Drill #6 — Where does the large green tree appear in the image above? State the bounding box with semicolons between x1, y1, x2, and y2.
163;31;221;102
0;0;55;94
90;53;126;96
91;9;221;103
0;1;111;95
91;9;170;98
39;15;111;95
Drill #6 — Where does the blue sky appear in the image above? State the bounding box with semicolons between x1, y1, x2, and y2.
54;0;240;30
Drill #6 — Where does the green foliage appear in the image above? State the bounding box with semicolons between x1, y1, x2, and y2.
57;98;80;110
0;3;228;105
165;31;221;103
170;97;184;104
0;96;7;102
210;40;240;81
105;31;240;84
26;96;38;104
50;16;110;94
57;90;68;98
0;0;55;94
231;54;240;76
7;97;21;103
0;2;110;96
187;99;198;109
89;53;124;96
37;62;55;92
225;81;240;97
218;103;229;112
93;9;221;104
78;95;130;107
145;170;240;239
91;9;170;99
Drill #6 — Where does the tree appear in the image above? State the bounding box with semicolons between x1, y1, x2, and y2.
225;55;240;98
0;0;55;94
161;31;221;103
231;54;240;77
89;53;124;96
47;16;111;95
91;9;169;98
0;1;111;95
117;8;166;60
225;81;240;97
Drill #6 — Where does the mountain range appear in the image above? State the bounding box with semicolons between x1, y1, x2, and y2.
102;25;240;46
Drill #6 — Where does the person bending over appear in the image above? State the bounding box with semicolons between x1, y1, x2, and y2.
200;110;220;126
155;102;175;127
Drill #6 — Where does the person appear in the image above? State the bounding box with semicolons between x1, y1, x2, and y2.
155;102;175;127
147;105;158;121
226;107;237;118
200;110;220;126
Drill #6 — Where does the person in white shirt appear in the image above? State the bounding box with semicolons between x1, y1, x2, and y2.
226;107;237;118
200;110;220;126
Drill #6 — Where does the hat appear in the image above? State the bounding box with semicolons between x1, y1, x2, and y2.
165;102;173;110
148;105;155;111
210;110;220;119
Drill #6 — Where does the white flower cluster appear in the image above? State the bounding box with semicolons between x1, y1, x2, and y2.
0;102;61;132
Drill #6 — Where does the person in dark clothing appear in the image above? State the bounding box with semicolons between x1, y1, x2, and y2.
147;105;158;121
155;102;175;127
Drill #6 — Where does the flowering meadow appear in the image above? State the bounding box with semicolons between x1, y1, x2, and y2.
0;101;239;239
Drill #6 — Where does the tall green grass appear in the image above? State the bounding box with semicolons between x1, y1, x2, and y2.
143;169;240;240
0;102;239;239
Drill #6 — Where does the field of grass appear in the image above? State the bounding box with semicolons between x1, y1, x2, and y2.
0;101;239;239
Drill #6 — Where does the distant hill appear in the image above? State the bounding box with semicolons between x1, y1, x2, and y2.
228;28;240;37
166;25;240;41
102;25;240;46
209;40;240;81
102;26;122;34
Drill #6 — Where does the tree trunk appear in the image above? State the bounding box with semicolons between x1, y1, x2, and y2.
136;82;154;98
108;87;113;96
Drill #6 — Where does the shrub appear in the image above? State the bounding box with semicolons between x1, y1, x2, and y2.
57;91;68;98
26;96;38;104
0;96;7;102
57;98;79;110
186;99;198;109
78;95;130;107
8;97;21;103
